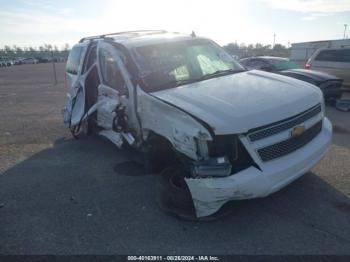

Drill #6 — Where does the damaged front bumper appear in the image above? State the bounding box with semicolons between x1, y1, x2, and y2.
185;118;332;218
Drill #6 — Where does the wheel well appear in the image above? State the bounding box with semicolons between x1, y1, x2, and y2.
145;132;193;174
146;132;175;156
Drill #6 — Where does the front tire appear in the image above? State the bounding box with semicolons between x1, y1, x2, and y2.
156;166;196;219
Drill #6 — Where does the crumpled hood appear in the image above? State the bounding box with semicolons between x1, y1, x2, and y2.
152;70;323;135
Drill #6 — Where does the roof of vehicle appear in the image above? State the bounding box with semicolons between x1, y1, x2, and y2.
79;30;207;48
312;46;350;52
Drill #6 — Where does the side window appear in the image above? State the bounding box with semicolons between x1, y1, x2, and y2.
315;50;342;62
66;46;83;75
99;49;128;95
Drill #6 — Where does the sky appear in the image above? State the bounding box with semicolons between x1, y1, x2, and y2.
0;0;349;49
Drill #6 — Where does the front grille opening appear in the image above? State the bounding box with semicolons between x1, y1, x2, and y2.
248;103;321;142
257;120;323;162
208;135;257;173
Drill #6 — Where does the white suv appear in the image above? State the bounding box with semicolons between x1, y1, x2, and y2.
63;31;332;218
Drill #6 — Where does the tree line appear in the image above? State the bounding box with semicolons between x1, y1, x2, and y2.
222;42;291;58
1;42;291;60
0;44;71;60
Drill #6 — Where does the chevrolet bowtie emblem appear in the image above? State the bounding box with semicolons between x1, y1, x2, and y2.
291;125;305;138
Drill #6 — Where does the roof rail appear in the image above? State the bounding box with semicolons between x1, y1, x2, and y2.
79;30;167;43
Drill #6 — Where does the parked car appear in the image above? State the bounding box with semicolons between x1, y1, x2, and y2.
20;58;38;64
0;59;13;67
35;57;50;63
305;47;350;88
13;59;22;65
240;56;343;100
63;31;332;218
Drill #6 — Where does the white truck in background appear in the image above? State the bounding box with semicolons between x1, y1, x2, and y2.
290;39;350;67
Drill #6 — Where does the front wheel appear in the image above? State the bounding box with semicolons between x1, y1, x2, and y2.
156;166;197;219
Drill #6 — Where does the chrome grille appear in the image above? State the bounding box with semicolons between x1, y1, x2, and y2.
257;120;323;162
248;104;321;142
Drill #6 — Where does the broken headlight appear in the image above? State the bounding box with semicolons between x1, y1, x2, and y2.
207;135;256;174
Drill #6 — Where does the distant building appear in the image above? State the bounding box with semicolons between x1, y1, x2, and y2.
290;39;350;66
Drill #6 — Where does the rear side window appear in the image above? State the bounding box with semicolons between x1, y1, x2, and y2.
66;46;83;75
315;49;350;63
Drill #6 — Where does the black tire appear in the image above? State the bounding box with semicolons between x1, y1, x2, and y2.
156;166;197;219
156;167;237;221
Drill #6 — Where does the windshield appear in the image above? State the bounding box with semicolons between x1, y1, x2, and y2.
270;59;300;71
132;39;245;92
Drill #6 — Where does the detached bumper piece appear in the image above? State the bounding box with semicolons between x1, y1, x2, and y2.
335;99;350;112
191;157;232;178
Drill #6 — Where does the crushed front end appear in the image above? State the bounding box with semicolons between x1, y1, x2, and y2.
184;104;332;217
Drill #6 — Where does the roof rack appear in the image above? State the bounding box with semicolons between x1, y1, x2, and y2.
79;30;167;43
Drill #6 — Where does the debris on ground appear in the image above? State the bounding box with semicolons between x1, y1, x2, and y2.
335;99;350;112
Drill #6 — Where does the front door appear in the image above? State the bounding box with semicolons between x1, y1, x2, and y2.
97;42;139;135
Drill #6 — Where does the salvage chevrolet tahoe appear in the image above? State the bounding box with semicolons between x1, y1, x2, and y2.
63;30;332;218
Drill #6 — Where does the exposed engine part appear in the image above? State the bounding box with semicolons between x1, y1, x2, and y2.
191;156;232;178
207;135;256;174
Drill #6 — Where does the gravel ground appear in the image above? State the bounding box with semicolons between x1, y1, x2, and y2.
0;64;349;255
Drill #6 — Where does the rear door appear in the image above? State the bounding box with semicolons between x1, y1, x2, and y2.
64;43;88;127
311;49;350;87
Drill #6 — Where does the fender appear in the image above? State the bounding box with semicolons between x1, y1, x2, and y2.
137;87;212;160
